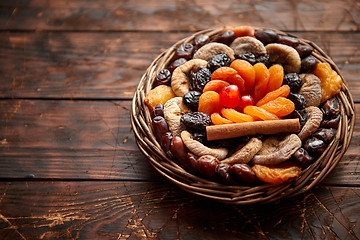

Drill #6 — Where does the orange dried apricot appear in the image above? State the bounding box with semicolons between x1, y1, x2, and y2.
203;80;230;93
251;63;270;102
259;97;295;117
211;67;246;93
312;62;343;103
221;108;254;123
225;26;255;38
198;91;222;115
230;59;256;93
252;162;302;184
243;105;280;121
266;64;284;93
256;85;290;106
144;85;176;110
211;112;233;125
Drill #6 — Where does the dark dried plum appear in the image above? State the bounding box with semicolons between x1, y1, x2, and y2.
284;109;308;129
191;131;207;144
153;69;171;87
207;52;232;72
291;147;313;168
301;55;318;73
295;45;313;58
303;137;327;156
196;155;219;179
193;35;210;51
322;97;340;118
276;35;299;47
214;30;236;45
254;29;278;45
313;128;336;143
153;103;164;117
181;112;211;131
152;116;169;142
321;115;340;128
216;163;235;184
287;92;306;110
172;43;194;61
168;58;187;73
189;66;212;92
235;52;256;65
283;73;303;92
229;164;258;185
183;91;201;112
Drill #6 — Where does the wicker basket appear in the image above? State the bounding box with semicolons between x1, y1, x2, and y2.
131;27;355;205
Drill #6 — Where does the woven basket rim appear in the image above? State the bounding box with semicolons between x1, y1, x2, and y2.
131;26;355;205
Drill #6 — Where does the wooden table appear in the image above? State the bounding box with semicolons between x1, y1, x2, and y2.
0;1;359;239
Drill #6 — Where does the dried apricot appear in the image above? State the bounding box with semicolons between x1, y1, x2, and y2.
211;112;233;125
221;108;254;123
251;63;270;102
243;105;280;121
226;26;255;38
266;64;284;93
211;67;246;93
203;80;230;93
259;97;295;117
230;59;256;93
198;91;222;115
252;162;302;184
145;85;176;110
312;62;343;103
256;85;290;106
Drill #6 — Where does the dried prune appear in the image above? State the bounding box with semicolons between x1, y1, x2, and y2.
191;131;207;144
183;91;201;112
322;97;340;118
295;45;313;58
216;163;235;184
152;116;169;142
161;132;174;157
303;137;327;156
283;73;303;92
254;29;278;45
321;115;340;128
207;52;232;72
287;92;306;110
189;66;212;92
229;164;258;185
313;128;336;143
153;103;164;117
173;43;194;61
180;112;211;131
196;155;219;179
194;35;210;51
153;69;171;87
256;54;269;66
291;147;313;168
276;35;299;47
168;58;187;73
235;52;257;65
301;55;318;73
214;30;236;45
284;109;308;129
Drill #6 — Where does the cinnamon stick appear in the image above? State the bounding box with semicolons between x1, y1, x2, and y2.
206;119;300;141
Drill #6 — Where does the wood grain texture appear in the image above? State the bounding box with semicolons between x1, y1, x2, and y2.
0;99;358;185
0;31;359;100
0;181;358;239
0;0;359;31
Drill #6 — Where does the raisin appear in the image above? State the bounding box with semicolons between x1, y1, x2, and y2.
229;164;258;185
322;97;340;118
235;52;257;65
153;69;171;87
191;131;207;144
214;30;236;45
254;29;278;45
291;147;314;168
207;52;232;72
193;35;210;51
321;115;340;128
168;58;187;73
172;43;194;61
284;109;308;128
313;128;336;143
303;137;327;156
301;55;318;73
196;155;219;179
295;45;313;58
180;112;211;131
287;92;306;110
189;66;212;92
216;163;235;184
183;91;201;112
276;35;299;47
283;73;303;92
153;103;164;117
256;55;270;66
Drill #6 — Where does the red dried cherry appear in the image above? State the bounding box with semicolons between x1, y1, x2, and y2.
219;85;241;108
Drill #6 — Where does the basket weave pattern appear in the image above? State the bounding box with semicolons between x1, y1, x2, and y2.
131;27;355;204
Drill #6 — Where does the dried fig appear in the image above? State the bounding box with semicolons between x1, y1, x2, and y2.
265;43;301;73
230;36;267;57
163;97;192;136
298;73;322;107
221;138;262;165
193;42;235;61
298;106;323;141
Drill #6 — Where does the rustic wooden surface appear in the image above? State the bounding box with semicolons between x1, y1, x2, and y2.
0;0;359;239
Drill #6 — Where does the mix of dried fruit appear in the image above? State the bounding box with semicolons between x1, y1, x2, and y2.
144;26;343;186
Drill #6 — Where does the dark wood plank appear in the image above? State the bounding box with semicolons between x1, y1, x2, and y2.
1;0;359;31
1;32;359;100
0;181;358;239
0;99;358;185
